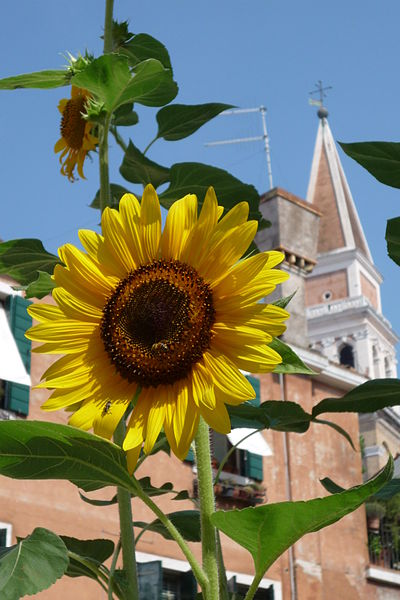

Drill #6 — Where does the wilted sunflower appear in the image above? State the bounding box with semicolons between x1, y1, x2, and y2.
26;186;289;468
54;86;98;182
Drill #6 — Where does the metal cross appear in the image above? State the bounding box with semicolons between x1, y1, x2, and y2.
309;80;332;106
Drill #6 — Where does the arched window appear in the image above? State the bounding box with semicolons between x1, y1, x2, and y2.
339;344;355;368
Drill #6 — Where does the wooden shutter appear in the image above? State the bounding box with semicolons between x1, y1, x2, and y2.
5;295;32;415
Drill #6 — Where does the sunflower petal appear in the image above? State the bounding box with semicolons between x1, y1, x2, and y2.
140;185;161;262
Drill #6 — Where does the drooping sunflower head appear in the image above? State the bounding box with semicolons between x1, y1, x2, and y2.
54;85;98;182
26;186;289;469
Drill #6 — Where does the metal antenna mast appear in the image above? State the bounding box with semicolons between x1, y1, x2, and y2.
205;106;274;190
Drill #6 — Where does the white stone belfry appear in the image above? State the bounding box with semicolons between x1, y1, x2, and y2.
305;112;398;379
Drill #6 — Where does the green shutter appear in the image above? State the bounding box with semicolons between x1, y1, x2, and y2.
5;295;32;416
138;561;162;600
185;446;195;462
243;375;263;481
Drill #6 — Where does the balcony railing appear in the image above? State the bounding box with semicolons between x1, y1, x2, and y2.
368;525;400;571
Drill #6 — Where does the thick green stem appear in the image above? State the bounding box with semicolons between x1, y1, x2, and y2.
103;0;114;54
99;114;112;214
195;417;219;600
108;540;121;600
114;421;139;600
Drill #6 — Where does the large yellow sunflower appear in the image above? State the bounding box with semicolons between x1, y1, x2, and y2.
26;186;289;468
54;86;98;182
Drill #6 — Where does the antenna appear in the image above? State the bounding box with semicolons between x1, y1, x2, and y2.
205;106;274;190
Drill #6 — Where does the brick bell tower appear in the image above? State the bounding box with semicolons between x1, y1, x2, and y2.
304;106;397;379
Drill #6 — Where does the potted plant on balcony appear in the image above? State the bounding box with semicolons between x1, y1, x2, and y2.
366;501;386;531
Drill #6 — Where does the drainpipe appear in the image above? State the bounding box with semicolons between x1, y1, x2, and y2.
279;373;297;600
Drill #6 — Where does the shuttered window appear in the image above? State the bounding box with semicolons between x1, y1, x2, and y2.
5;296;32;415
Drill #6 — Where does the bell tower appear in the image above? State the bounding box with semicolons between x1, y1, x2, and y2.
305;107;397;377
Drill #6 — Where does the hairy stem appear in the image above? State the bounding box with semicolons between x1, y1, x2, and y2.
130;477;208;590
103;0;114;54
114;420;140;600
195;417;219;600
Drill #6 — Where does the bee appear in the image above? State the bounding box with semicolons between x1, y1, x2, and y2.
102;401;112;417
151;340;169;354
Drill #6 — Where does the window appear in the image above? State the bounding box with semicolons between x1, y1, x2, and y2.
384;357;392;378
137;562;197;600
1;296;32;416
339;344;355;368
228;576;274;599
0;523;12;548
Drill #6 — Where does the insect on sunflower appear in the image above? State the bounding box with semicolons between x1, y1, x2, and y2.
26;186;289;470
54;85;98;182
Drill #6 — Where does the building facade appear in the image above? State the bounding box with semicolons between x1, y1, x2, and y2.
0;111;399;599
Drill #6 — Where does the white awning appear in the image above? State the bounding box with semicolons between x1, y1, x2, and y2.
0;304;31;386
227;428;272;456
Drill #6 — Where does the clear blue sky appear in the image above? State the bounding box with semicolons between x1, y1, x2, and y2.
1;1;399;350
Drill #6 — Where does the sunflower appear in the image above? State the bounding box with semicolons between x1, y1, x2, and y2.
54;86;98;182
26;186;289;469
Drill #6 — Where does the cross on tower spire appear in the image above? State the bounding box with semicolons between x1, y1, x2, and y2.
309;80;332;119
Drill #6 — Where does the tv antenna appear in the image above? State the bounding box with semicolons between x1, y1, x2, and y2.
205;106;274;190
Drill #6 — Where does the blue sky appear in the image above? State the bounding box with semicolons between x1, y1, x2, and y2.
1;1;399;350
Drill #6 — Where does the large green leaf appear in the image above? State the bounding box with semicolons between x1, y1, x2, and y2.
61;536;114;579
312;379;400;418
0;528;68;600
135;510;201;542
0;420;133;492
340;141;400;188
156;103;233;142
159;162;263;224
120;141;170;188
271;338;315;375
0;239;60;285
72;55;177;112
91;183;132;210
112;103;139;126
386;217;400;266
23;271;57;299
228;400;311;433
211;457;393;579
0;70;69;90
120;33;172;71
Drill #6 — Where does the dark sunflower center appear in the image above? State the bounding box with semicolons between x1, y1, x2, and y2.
60;96;86;150
100;259;215;388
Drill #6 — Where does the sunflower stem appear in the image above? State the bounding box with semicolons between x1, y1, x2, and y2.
114;420;140;600
195;417;220;600
129;476;208;590
103;0;114;54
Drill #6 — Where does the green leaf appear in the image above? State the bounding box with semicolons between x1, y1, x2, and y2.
319;477;345;495
0;239;60;285
156;103;233;142
211;456;393;579
312;379;400;418
120;140;170;188
0;70;69;90
23;271;56;299
112;103;139;126
271;338;316;375
386;217;400;266
0;420;133;493
119;33;172;71
322;473;400;501
0;528;68;600
272;291;296;309
135;510;201;542
91;183;132;209
339;141;400;188
72;55;177;112
228;400;311;433
313;418;355;450
159;162;263;225
61;536;114;579
79;491;117;507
